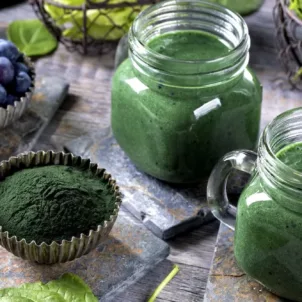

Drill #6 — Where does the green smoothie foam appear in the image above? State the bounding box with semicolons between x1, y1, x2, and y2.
235;142;302;300
147;31;231;60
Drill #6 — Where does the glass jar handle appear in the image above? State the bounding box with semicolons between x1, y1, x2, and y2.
207;150;257;230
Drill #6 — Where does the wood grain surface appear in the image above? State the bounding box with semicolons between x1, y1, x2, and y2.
204;224;289;302
0;1;299;301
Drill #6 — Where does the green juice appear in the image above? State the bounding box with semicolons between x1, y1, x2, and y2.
112;30;262;183
147;31;231;60
235;142;302;300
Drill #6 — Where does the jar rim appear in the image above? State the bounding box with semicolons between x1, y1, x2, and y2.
259;107;302;189
131;0;248;66
129;0;250;87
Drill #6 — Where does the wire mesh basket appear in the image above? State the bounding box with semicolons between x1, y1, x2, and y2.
30;0;157;55
274;0;302;90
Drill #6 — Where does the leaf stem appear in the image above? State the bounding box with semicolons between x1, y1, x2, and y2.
147;264;179;302
293;67;302;82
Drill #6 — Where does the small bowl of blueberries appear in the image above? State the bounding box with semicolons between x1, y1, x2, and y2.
0;39;35;129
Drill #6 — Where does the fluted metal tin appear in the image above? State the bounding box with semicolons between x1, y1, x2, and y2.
0;55;35;129
0;151;122;264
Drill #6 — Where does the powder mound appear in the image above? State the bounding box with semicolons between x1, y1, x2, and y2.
0;165;116;244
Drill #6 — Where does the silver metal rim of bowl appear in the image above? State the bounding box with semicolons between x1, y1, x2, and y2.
0;151;122;264
0;55;36;129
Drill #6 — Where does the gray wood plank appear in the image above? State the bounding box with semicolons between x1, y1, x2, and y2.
204;224;287;302
116;221;219;302
0;0;293;301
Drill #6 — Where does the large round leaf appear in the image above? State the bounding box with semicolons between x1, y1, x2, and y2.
7;19;58;57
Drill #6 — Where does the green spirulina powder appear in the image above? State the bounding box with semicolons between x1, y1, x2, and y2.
0;165;116;244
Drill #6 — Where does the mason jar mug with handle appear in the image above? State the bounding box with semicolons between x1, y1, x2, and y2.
207;107;302;301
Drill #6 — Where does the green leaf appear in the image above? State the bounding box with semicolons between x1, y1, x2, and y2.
7;19;58;57
289;0;302;19
20;274;98;302
0;298;34;302
0;274;98;302
0;289;65;302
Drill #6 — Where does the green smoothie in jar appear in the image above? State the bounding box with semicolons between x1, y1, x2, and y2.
208;108;302;301
234;141;302;300
111;0;262;183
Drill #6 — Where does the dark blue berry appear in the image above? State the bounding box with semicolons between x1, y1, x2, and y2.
0;40;20;62
14;71;31;94
14;62;29;75
0;57;14;85
0;84;7;107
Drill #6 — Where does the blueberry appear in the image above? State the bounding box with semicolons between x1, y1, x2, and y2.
0;40;19;62
14;62;29;74
0;84;7;107
14;71;31;94
5;94;16;106
0;57;14;85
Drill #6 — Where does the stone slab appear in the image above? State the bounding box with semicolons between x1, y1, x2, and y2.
204;224;287;302
64;65;302;241
64;127;213;240
0;209;170;302
0;77;69;161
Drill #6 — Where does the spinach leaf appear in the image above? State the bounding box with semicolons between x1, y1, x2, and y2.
7;19;58;57
0;273;98;302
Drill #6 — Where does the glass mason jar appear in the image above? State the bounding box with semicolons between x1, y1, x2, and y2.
208;108;302;301
208;0;264;15
111;0;262;184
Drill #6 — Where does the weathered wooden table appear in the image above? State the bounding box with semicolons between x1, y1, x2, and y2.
0;0;300;301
